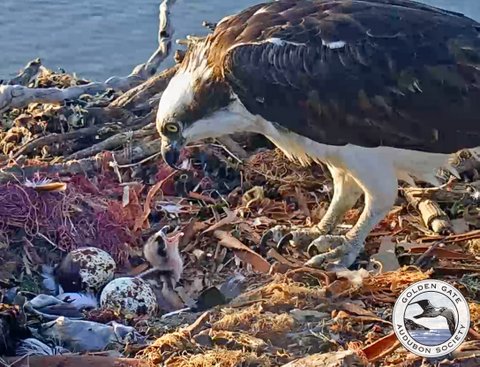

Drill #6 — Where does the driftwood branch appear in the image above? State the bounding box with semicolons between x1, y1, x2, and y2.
110;65;178;111
0;0;176;113
11;109;149;160
0;83;107;113
12;125;103;160
0;138;162;185
105;0;177;91
66;114;156;161
4;58;43;86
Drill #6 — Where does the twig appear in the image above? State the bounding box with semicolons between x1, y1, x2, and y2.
212;137;248;161
182;311;211;336
109;65;177;111
12;109;154;161
176;34;207;47
12;125;103;160
418;229;480;243
0;354;29;367
66;128;152;161
414;239;445;266
0;139;162;184
36;232;59;249
113;152;162;168
399;176;456;195
65;116;155;161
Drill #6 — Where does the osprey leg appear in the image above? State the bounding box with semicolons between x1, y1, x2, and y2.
261;166;362;250
306;152;398;268
315;166;363;235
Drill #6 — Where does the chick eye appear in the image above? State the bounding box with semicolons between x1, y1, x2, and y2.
165;123;179;133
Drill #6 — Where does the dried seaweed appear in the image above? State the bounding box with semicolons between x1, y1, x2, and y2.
168;349;272;367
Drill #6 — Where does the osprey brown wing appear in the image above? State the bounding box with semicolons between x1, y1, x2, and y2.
208;0;480;153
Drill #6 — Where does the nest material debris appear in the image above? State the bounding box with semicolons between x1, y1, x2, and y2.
168;349;272;367
230;275;327;311
212;304;296;343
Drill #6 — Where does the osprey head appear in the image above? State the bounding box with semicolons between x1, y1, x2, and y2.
156;52;232;169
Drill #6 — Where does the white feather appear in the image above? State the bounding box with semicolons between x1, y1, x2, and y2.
156;47;212;128
321;40;346;49
266;37;305;47
227;37;306;53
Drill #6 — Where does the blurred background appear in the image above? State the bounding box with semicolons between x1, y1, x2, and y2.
1;0;479;81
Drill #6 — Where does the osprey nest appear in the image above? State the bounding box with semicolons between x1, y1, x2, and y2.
0;1;480;367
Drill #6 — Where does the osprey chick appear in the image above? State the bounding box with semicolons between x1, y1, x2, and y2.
141;226;184;288
156;0;480;268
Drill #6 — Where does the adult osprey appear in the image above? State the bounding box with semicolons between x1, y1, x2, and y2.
156;0;480;268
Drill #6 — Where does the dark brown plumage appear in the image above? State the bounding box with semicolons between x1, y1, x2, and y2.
198;0;480;153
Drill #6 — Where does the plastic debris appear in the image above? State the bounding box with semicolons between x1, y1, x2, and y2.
25;295;85;320
16;338;70;357
37;317;142;352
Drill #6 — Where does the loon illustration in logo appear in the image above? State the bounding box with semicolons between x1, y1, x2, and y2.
393;279;470;358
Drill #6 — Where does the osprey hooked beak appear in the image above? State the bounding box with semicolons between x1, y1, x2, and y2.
159;121;186;170
161;139;184;169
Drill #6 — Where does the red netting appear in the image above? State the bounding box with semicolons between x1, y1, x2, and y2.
0;174;142;265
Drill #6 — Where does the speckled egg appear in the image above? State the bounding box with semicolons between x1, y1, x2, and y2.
99;277;158;316
55;247;116;293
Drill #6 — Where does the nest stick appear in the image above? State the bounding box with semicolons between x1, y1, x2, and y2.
109;65;178;111
403;188;452;234
12;125;104;160
0;139;161;185
66;119;155;161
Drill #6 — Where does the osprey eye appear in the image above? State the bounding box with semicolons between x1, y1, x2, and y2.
165;123;179;133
